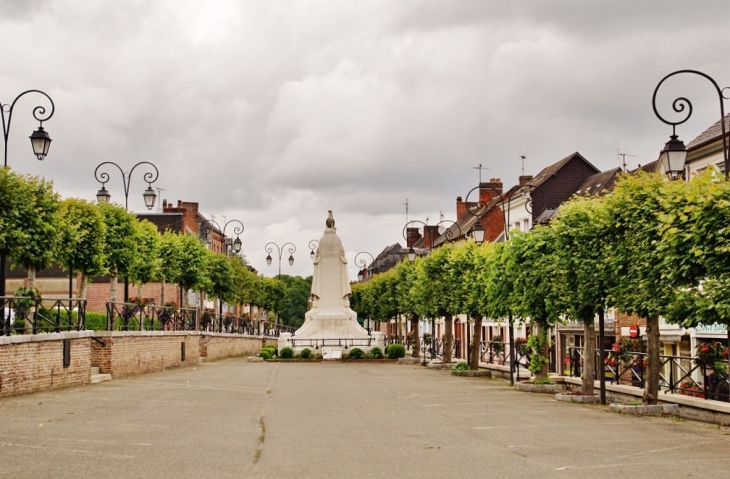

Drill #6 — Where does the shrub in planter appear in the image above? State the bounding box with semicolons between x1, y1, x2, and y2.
387;344;406;359
259;349;273;360
369;347;384;359
262;345;277;356
452;362;470;371
301;348;312;359
347;348;365;359
280;347;294;359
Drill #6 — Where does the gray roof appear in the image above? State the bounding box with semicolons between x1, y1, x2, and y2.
686;112;730;150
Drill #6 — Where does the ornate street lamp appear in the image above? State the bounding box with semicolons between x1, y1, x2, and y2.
265;242;296;278
354;251;375;282
401;219;462;262
1;90;56;297
94;161;160;211
200;218;245;256
309;239;319;260
652;69;729;180
93;161;160;302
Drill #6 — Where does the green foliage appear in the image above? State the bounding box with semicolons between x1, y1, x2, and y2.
386;343;406;359
202;249;236;302
55;198;107;278
7;172;61;272
277;275;312;328
262;345;277;356
279;347;294;359
369;347;384;359
526;331;550;375
452;362;470;371
533;377;554;385
259;349;273;360
98;202;138;278
347;348;365;359
300;348;312;359
175;233;209;292
129;220;161;286
84;312;108;331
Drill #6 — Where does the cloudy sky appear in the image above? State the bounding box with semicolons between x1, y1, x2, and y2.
3;0;730;279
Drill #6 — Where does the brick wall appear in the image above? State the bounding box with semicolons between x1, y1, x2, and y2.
0;332;93;398
204;334;273;361
93;331;200;378
85;281;182;313
1;331;277;397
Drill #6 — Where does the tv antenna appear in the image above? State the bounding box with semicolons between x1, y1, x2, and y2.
617;149;636;171
403;198;409;224
472;163;490;183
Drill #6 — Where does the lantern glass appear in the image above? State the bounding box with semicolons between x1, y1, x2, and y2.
29;126;52;160
288;254;294;266
96;186;111;204
266;254;272;266
472;222;486;245
660;134;688;180
143;186;157;210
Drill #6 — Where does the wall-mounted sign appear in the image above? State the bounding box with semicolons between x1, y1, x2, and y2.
629;324;639;339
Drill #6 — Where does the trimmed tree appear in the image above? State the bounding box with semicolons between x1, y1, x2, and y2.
56;198;107;298
98;202;138;303
7;173;61;290
551;195;615;395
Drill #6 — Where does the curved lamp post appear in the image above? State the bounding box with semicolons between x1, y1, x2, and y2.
463;183;545;243
200;218;244;255
308;239;320;260
94;161;160;303
1;90;55;297
265;242;296;278
354;251;375;282
652;69;729;180
94;161;159;211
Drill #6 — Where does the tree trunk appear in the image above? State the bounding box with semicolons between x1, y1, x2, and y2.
537;322;549;379
470;315;483;370
160;278;166;306
137;283;143;299
109;273;118;303
27;265;36;289
443;313;453;363
411;314;420;358
79;272;89;299
643;314;660;405
581;320;595;396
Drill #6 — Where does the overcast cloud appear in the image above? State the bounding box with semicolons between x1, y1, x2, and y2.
2;0;730;279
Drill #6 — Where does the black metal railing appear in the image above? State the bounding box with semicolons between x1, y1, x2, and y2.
419;336;459;362
106;302;197;332
2;296;87;335
105;301;293;336
569;346;729;403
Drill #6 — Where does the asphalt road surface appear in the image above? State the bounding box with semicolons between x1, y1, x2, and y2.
1;360;729;478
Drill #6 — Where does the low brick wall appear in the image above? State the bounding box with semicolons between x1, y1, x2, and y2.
1;331;278;398
92;331;201;378
0;332;94;398
203;334;272;361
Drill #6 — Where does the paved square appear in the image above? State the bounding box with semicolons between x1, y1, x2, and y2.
1;361;729;478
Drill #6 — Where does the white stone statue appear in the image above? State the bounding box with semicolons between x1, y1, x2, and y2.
279;210;384;355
